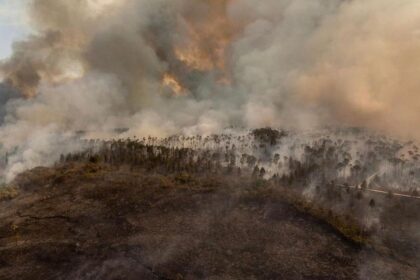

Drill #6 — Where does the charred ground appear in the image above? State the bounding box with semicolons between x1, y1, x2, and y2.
0;128;419;279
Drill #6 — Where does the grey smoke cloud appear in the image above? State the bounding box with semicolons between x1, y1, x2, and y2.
1;0;420;180
0;82;19;123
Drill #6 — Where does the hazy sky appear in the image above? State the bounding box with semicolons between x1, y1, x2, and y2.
0;0;30;60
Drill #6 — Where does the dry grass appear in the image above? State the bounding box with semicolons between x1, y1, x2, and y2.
0;185;19;201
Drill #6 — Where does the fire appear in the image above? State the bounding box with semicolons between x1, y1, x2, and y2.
174;17;232;72
173;0;238;82
174;46;214;72
162;73;185;96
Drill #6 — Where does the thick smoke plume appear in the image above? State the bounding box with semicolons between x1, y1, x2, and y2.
1;0;420;181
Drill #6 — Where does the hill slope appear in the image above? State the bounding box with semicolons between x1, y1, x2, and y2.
0;163;417;280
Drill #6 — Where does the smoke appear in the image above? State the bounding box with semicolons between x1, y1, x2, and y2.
1;0;420;180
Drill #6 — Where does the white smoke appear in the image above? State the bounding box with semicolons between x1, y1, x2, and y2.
1;0;420;181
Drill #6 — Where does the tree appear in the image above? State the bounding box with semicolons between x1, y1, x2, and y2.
361;180;367;191
252;166;260;177
259;167;266;178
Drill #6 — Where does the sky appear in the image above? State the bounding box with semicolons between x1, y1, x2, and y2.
0;0;30;60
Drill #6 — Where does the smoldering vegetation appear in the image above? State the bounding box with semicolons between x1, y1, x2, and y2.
56;128;420;265
0;128;419;279
61;127;420;195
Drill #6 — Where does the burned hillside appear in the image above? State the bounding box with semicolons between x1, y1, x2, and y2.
0;161;418;280
2;128;419;279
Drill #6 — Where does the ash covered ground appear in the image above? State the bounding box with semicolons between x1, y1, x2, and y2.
0;128;419;280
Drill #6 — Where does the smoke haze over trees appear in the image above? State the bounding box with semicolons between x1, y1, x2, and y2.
0;2;419;278
1;0;420;179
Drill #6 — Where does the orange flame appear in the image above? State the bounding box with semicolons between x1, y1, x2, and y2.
173;0;238;82
162;73;185;96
